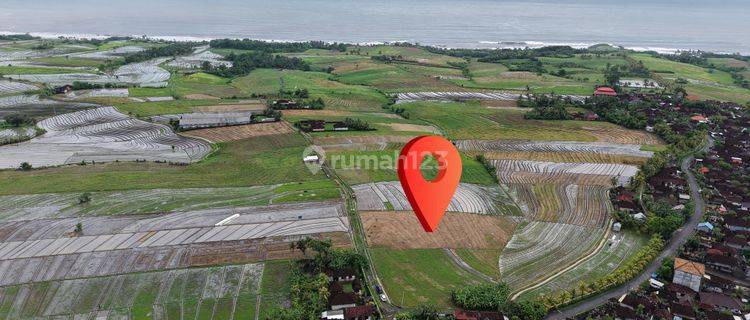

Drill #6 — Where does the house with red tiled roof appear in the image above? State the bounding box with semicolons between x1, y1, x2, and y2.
691;114;709;124
673;258;705;292
594;86;617;96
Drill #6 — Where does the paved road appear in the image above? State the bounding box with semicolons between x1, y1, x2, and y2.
546;138;713;319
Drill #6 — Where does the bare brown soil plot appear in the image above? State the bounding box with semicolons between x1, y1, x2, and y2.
481;151;649;165
361;211;516;249
180;122;295;142
184;93;220;100
380;123;439;133
313;135;414;150
481;99;520;109
282;109;354;117
194;103;267;113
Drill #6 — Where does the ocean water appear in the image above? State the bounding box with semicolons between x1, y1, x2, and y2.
1;0;749;53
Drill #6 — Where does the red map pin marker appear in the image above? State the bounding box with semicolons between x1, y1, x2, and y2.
397;136;462;232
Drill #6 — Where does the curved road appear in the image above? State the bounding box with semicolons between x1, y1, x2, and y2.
546;138;712;319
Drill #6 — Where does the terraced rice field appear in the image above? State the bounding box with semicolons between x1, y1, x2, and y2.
353;181;516;215
492;160;638;186
0;94;97;120
167;46;232;69
0;201;349;286
481;151;649;165
395;91;587;104
499;221;606;290
181;122;295;143
8;58;171;87
73;45;145;59
0;80;37;95
379;122;439;133
0;107;211;169
518;231;647;299
361;211;516;249
0;263;263;319
0;181;338;220
0;127;37;145
456;140;654;158
509;184;611;227
74;88;130;98
577;125;663;145
314;135;413;151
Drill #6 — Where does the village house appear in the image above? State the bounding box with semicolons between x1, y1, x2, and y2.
329;292;357;311
594;86;618;96
699;292;743;314
697;222;714;233
673;258;706;292
273;99;298;109
724;216;750;232
664;283;696;304
704;253;740;275
691;114;709;124
327;268;357;282
332;122;349;131
670;302;697;319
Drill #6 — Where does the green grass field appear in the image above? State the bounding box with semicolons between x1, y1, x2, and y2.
0;180;339;218
130;72;244;99
334;61;464;92
370;248;487;309
0;133;323;195
0;263;263;320
113;99;247;117
232;68;389;111
398;101;614;141
351;45;465;67
257;260;294;319
28;56;111;68
451;59;594;95
454;248;502;280
630;53;735;84
0;65;93;75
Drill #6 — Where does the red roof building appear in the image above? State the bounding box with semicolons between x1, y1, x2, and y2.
594;87;618;96
691;115;709;123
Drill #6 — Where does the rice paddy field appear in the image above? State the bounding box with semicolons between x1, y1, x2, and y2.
0;107;212;169
498;221;606;290
0;180;339;220
516;231;648;300
370;248;486;308
396;101;663;143
1;38;713;315
628;53;750;102
0;263;264;319
0;133;321;195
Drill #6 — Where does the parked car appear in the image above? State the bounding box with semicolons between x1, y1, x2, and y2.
379;294;388;302
375;285;383;294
